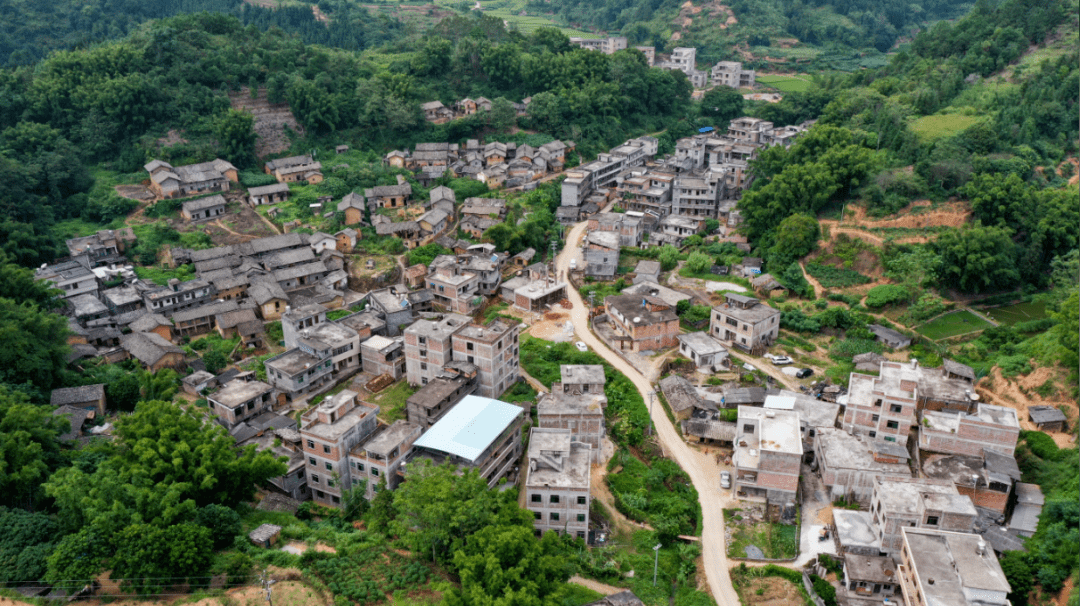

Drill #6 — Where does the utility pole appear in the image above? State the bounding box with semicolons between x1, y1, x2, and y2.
652;543;662;586
259;569;277;606
647;391;656;436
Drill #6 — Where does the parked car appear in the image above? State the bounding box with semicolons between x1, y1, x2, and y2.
769;355;794;366
569;258;577;270
575;341;588;352
720;471;731;489
796;368;814;379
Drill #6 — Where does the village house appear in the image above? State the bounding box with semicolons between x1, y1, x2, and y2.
559;365;606;396
731;406;802;505
128;313;173;342
451;321;520;398
264;340;334;401
209;378;275;429
247;182;290;206
145;158;237;198
659;374;709;422
65;228;136;267
36;259;98;300
524;428;592;538
215;308;260;339
348;420;423;499
142;278;215;316
814;427;912;502
840;554;899;604
406;364;478;429
421;101;454;124
896;528;1010;606
249;279;290;321
922;449;1022;516
375;221;423;249
1010;482;1044;538
172;300;242;338
50;384;107;416
360;335;406;379
868;324;913;349
366;181;414;210
632;260;662;284
121;331;186;371
264;155;323;184
1029;405;1068;432
918;403;1020;457
403;313;471;386
411;395;526;487
604;293;680;352
300;391;380;508
283;304;362;377
537;390;606;464
337;192;366;225
677;332;729;371
708;293;779;355
869;477;977;554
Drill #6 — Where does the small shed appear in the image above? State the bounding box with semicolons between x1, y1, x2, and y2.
1028;405;1068;432
336;145;349;154
867;324;912;349
249;523;282;548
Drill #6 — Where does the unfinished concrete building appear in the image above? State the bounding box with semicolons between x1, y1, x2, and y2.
869;477;977;555
300;391;380;508
537;390;606;463
348;420;423;499
709;294;780;355
896;528;1010;606
732;406;802;505
405;363;479;429
209;378;275;429
524;427;592;539
403;313;471;387
918;403;1020;457
814;427;912;502
411;395;526;487
559;365;606;396
451;321;520;398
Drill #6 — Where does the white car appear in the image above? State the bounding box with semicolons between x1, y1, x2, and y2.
575;341;588;352
769;355;794;366
720;471;731;489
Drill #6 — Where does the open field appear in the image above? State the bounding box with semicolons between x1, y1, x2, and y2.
984;301;1048;325
909;113;985;142
435;0;601;37
755;74;814;92
916;309;994;340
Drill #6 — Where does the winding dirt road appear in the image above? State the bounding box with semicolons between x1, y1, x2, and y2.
555;222;741;606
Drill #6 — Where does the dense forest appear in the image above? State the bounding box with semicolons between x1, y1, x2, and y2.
523;0;974;55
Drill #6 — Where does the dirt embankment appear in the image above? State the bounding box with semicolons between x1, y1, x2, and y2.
818;199;973;246
228;87;305;158
977;366;1078;448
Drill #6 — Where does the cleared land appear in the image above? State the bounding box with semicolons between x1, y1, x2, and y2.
984;301;1048;325
909;113;985;142
755;74;814;92
916;309;994;340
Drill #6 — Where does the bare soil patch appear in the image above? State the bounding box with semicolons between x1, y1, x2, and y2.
976;366;1077;448
738;576;804;606
197;198;278;246
229;87;305;158
116;184;155;201
156;129;188;148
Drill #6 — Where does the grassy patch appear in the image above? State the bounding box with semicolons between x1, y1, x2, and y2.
804;263;871;288
370;380;418;423
755;74;814;92
916;309;994;340
909;113;985;142
723;509;799;559
984;301;1048;325
134;263;197;285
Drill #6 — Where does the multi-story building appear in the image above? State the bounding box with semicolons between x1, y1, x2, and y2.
360;335;405;379
300;391;380;507
35;259;98;300
451;321;520;398
264;155;323;184
427;265;482;314
896;528;1010;606
814;427;912;502
282;303;362;377
710;61;755;88
731;406;802;504
348;420;423;499
209;378;275;429
918;403;1020;457
845;362;924;443
404;313;472;386
709;293;780;354
406;363;478;428
145;158;237;198
142;278;215;316
411;395;526;486
524;428;592;539
65;228;136;267
559;365;606;396
568;36;628;54
604;294;680;352
264;340;334;401
561;138;656;207
922;449;1021;515
537;391;606;464
671;175;721;219
841;554;899;603
869;477;977;554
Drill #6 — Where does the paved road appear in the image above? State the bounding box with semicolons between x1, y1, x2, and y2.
555;221;741;606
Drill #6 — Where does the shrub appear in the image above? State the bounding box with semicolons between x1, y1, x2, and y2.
806;263;872;288
865;284;911;308
1021;431;1062;461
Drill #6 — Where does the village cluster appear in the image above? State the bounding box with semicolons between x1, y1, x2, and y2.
32;97;1060;606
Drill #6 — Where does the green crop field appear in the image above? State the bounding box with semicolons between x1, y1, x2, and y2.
755;74;814;92
984;301;1048;325
909;113;985;142
458;0;600;36
916;309;994;340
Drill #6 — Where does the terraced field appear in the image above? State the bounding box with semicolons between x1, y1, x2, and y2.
435;0;601;36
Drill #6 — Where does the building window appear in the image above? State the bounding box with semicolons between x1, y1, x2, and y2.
890;404;903;414
886;421;899;429
577;531;586;539
309;457;316;466
316;490;325;498
312;474;320;484
577;514;586;522
420;362;427;370
534;511;542;520
872;414;880;422
869;431;877;438
332;495;340;504
874;399;883;407
577;496;587;505
325;462;333;471
884;436;896;443
307;440;315;449
550;495;560;504
467;342;474;351
531;494;542;503
356;462;365;471
550;513;560;522
926;516;939;526
328;479;335;487
371;468;380;476
323;445;331;454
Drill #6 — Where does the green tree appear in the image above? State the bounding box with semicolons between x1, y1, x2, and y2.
768;213;820;269
445;525;576;606
107;373;141;412
214;109;257;169
0;252;60;308
138;368;179;402
685;251;712;274
658;245;680;271
489;97;517;133
0;507;59;584
45;525;111;585
0;298;70;392
0;387;68;508
700;86;744;122
202;349;228;375
934;223;1019;293
195;504;242;549
368;477;396;532
111;523;213;594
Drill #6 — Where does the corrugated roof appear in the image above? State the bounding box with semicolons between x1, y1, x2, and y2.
412;395;523;462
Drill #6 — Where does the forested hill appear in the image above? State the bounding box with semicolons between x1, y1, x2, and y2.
0;0;407;66
524;0;973;56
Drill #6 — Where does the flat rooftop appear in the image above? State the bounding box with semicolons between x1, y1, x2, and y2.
405;314;471;339
408;375;469;410
361;420;421;456
845;555;896;584
306;321;357;346
873;477;960;516
525;428;591;490
211;380;273;408
561;365;605;385
833;510;881;552
266;348;324;376
514;279;566;300
902;528;1011;604
737;405;802;455
678;332;727;356
302;401;377;440
455;321;515;343
921;491;978;516
775;389;840;429
538;391;606;416
362;335;399;352
412;395;523;463
816;428;912;475
713;298;779;324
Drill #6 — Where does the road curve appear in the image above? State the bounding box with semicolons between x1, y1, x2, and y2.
554;221;741;606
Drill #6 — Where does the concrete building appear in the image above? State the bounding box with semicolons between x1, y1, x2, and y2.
181;194;227;222
568;36;627;54
732;405;802;504
282;304;361;377
233;422;309;502
348;420;423;499
360;335;405;379
524;428;592;538
537;390;606;463
710;61;755;88
559;365;605;396
36;259;98;300
451;321;520;398
209;378;275;429
411;395;526;486
918;404;1020;457
677;332;729;371
814;427;912;502
264;341;334;401
922;449;1022;516
142;278;214;316
709;293;780;354
427;265;482;314
404;313;471;386
632;260;662;284
300;391;380;508
833;509;883;556
405;364;478;429
869;477;977;554
896;528;1010;606
841;555;899;604
604;293;680;352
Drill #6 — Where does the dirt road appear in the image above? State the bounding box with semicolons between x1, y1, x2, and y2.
555;222;741;606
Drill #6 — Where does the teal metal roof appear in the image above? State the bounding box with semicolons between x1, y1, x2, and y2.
413;395;523;462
